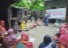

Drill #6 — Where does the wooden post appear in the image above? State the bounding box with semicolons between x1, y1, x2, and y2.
66;8;68;23
8;7;12;28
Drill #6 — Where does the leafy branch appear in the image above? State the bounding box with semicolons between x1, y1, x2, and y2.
11;0;45;11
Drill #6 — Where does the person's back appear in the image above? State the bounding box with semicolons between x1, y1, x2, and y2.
39;35;58;48
39;35;52;48
44;41;58;48
39;42;48;48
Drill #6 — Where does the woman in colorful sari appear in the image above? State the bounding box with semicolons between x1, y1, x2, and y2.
3;28;18;48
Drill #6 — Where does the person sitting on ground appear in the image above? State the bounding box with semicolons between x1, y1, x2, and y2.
21;32;29;44
16;33;33;48
36;18;42;26
7;28;15;35
59;27;67;35
12;22;22;33
39;35;58;48
52;32;61;43
58;33;68;48
0;20;7;32
3;28;18;48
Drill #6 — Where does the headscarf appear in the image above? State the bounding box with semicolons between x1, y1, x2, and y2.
21;33;29;43
12;22;20;31
44;35;52;44
7;28;15;35
59;27;66;35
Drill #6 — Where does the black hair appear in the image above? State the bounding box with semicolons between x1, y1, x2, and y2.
44;35;52;44
55;32;61;38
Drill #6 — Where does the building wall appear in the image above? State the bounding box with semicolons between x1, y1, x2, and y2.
45;1;68;9
45;0;68;22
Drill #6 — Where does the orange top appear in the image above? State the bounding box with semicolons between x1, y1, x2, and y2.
56;43;65;48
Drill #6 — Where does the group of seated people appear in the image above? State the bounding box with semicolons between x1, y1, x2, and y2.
39;22;68;48
0;20;34;48
3;29;33;48
20;18;42;31
0;20;68;48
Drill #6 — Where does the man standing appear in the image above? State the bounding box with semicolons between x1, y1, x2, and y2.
44;13;49;26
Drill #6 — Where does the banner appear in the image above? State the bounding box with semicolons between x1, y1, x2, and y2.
46;8;66;20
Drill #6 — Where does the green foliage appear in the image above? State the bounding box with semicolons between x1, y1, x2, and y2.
31;0;45;11
11;0;45;11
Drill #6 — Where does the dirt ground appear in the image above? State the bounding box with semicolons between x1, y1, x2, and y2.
25;23;58;48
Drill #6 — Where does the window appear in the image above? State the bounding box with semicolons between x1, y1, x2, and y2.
51;7;56;9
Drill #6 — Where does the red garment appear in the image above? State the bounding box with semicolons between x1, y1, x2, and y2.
63;23;67;26
62;23;68;30
25;42;33;48
21;33;29;41
58;34;68;46
61;25;66;28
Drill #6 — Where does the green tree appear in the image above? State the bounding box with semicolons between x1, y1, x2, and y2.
11;0;45;11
